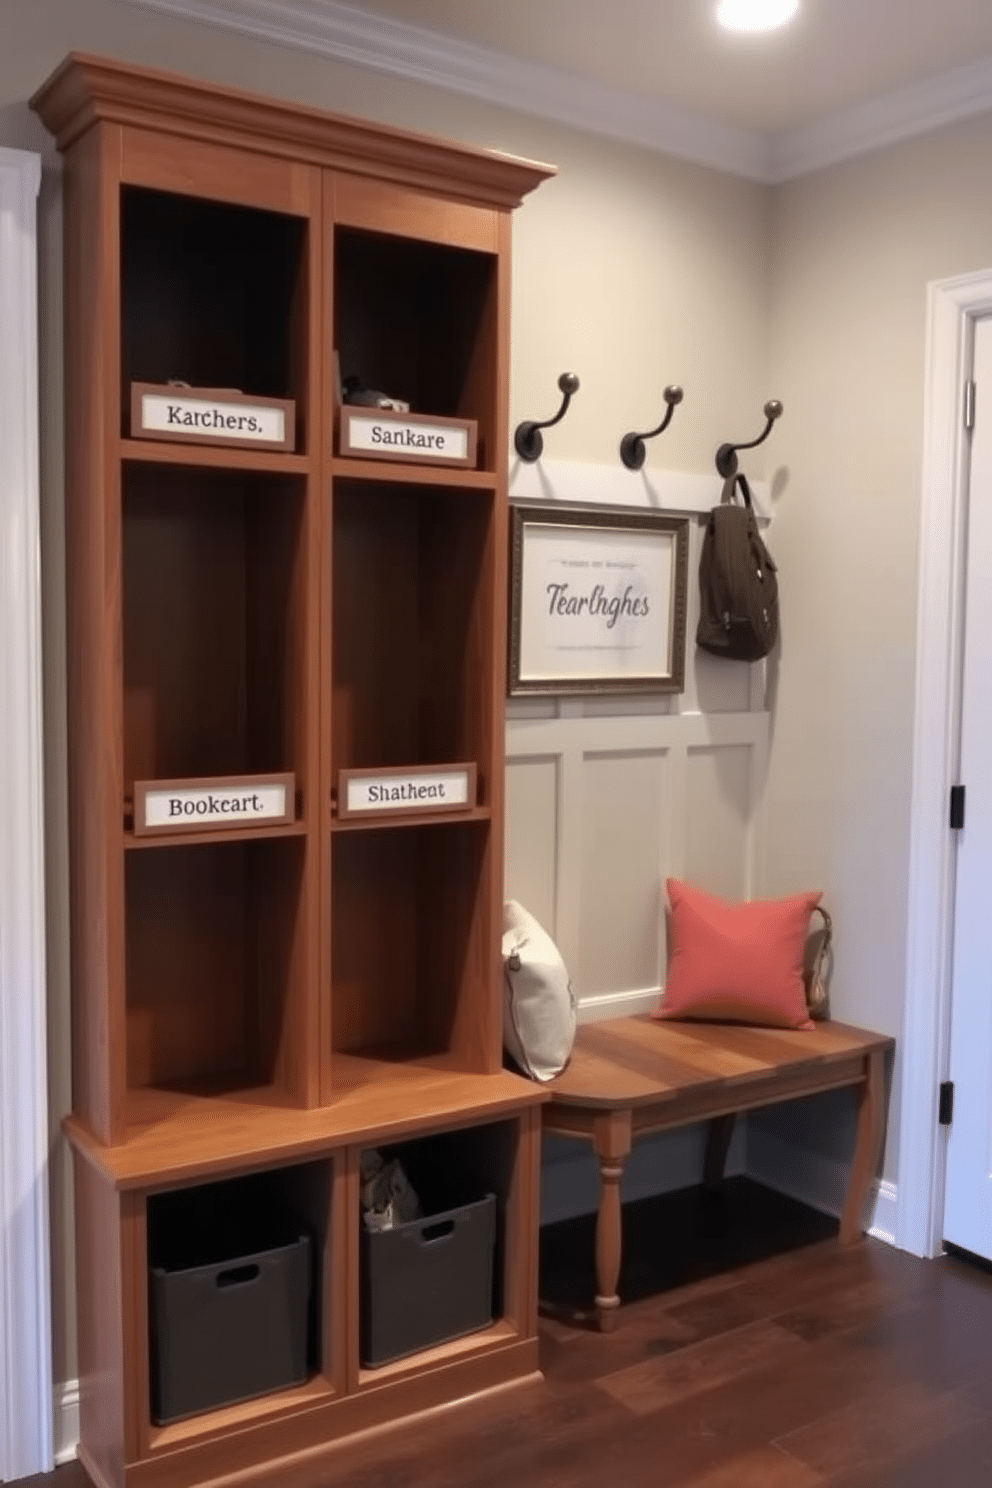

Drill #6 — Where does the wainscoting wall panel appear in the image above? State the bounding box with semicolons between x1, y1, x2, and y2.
579;748;672;998
505;708;769;1016
504;753;560;933
685;743;755;902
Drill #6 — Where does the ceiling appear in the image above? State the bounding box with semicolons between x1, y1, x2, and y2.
334;0;992;134
129;0;992;178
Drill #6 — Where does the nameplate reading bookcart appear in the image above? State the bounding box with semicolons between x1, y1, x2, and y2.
133;773;296;836
339;407;477;468
131;383;296;452
337;764;477;821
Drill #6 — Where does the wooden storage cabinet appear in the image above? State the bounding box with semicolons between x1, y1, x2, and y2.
34;51;552;1488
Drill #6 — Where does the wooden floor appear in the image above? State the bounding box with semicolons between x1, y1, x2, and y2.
23;1181;992;1488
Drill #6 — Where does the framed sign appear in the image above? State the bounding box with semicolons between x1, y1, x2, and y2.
508;505;689;695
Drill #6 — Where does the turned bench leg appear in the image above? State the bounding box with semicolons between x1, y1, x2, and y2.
840;1048;887;1243
592;1109;632;1332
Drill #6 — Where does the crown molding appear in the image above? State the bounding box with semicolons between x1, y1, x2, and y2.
120;0;992;183
771;53;992;182
120;0;773;179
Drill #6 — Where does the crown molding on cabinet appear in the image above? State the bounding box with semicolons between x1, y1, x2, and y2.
122;0;992;183
120;0;773;179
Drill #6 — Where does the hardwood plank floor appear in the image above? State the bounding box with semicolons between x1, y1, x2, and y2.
18;1181;992;1488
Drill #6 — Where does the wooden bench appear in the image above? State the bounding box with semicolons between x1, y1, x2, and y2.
542;1015;893;1330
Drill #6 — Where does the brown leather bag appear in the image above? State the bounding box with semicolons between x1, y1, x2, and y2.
697;473;779;661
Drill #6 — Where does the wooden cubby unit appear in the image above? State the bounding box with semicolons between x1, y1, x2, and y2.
33;50;553;1488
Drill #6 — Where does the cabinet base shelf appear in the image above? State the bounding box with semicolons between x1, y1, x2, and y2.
108;1344;542;1488
146;1372;336;1453
66;1064;546;1188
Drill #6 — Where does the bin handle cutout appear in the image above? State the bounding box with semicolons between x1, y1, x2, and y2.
420;1219;456;1244
216;1262;261;1287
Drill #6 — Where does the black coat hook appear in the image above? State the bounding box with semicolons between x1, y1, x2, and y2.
514;372;580;462
619;385;684;471
715;399;783;478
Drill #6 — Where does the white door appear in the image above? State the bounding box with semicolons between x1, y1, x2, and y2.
943;313;992;1258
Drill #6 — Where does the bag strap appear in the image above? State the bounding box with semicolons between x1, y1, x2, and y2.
720;472;753;510
806;905;833;1015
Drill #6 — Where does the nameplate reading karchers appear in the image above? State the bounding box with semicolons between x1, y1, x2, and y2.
339;407;477;468
337;764;476;820
133;773;295;836
131;384;295;451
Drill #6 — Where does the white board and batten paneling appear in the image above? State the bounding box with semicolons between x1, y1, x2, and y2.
505;458;771;1023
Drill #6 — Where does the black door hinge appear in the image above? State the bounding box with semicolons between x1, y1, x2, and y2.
950;785;966;830
939;1081;954;1126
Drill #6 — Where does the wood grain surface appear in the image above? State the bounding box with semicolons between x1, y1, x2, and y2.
33;1208;992;1488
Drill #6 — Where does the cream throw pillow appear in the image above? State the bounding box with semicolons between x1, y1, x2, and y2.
502;900;577;1082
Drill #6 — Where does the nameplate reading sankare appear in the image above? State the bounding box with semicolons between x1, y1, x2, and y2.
133;773;295;836
340;407;477;468
337;764;476;820
131;383;295;451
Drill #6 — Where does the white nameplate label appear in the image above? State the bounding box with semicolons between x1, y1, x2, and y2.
133;773;295;835
130;384;296;451
338;765;476;819
340;408;476;467
139;392;286;444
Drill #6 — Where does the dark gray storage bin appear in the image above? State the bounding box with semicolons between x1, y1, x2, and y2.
148;1178;312;1423
360;1192;496;1367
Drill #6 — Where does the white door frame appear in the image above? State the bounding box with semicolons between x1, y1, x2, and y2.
897;268;992;1259
0;146;53;1481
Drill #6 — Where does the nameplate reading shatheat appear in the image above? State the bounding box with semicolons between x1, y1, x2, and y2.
337;764;477;820
133;773;295;836
131;384;295;452
339;407;477;468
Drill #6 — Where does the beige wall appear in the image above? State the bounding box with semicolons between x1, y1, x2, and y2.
762;110;992;1184
0;0;772;1390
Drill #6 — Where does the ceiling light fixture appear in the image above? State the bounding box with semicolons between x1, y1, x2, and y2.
717;0;799;32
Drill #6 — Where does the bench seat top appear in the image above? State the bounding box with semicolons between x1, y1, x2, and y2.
545;1015;894;1112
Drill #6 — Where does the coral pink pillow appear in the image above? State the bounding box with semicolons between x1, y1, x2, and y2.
653;878;822;1031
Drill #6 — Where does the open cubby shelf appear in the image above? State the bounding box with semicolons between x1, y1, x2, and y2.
33;49;551;1488
123;463;310;795
334;226;498;470
121;185;309;443
331;818;493;1066
331;479;497;782
124;834;307;1098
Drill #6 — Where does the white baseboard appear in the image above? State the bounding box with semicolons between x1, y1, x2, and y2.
54;1379;80;1466
867;1180;899;1246
576;988;660;1023
746;1127;897;1246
